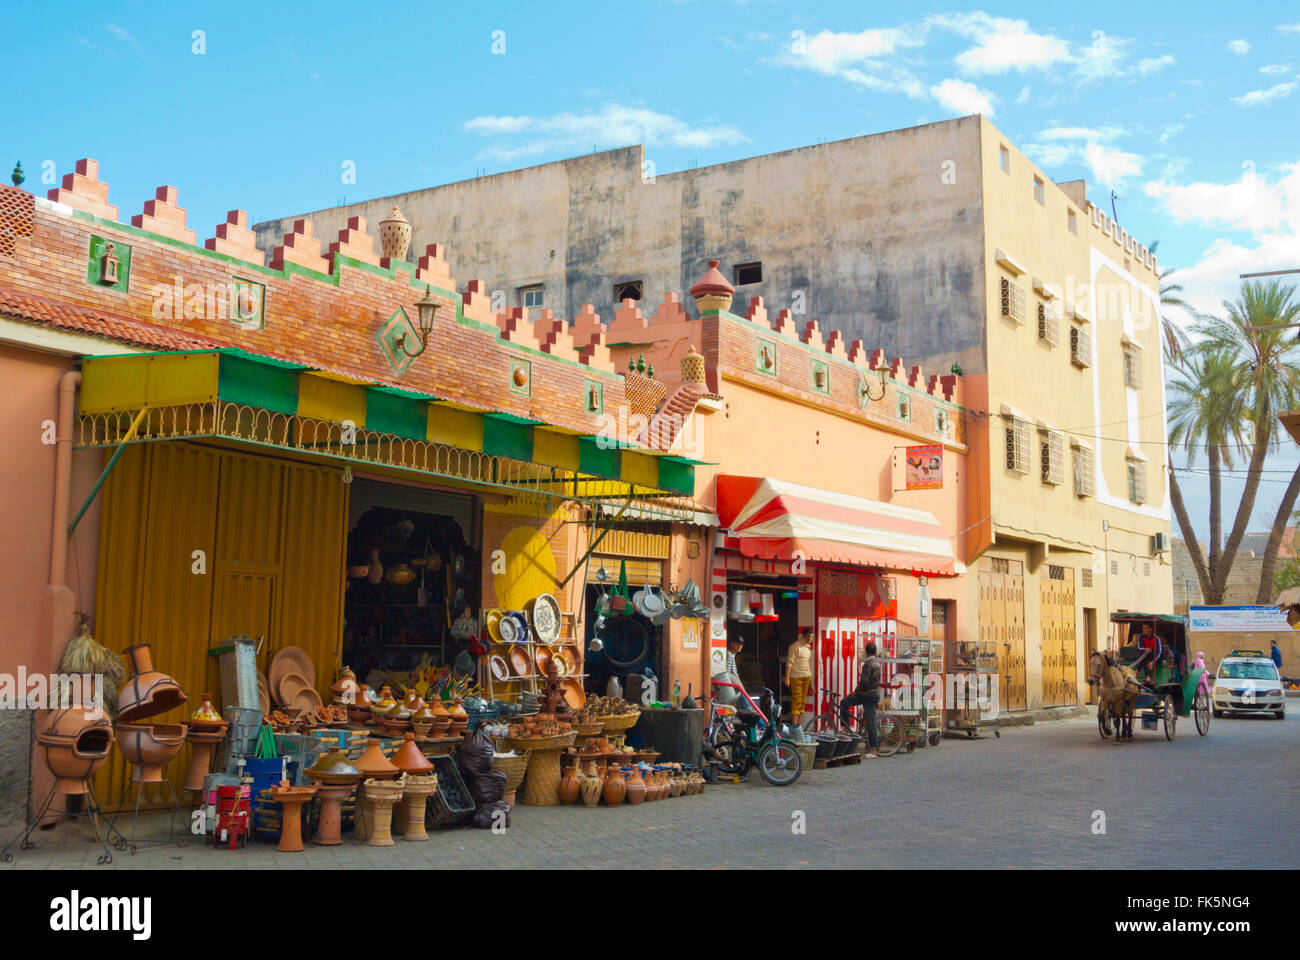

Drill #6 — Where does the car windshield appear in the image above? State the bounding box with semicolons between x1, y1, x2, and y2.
1218;662;1279;681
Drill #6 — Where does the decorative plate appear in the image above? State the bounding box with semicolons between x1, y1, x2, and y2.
529;593;561;644
489;655;510;682
509;645;531;677
498;612;519;645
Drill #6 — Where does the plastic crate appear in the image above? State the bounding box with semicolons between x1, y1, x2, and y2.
426;755;474;828
465;706;499;732
273;734;326;785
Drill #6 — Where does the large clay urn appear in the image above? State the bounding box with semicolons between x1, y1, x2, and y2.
38;704;113;795
378;205;412;261
558;763;581;805
603;767;627;807
390;733;434;775
625;767;647;805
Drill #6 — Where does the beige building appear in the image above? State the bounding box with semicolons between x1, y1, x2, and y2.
257;115;1173;713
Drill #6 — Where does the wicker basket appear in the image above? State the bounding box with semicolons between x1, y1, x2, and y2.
571;721;604;736
492;753;529;793
793;741;818;771
504;731;577;752
599;712;642;734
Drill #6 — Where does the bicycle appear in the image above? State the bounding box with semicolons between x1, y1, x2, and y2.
810;689;905;757
704;683;802;786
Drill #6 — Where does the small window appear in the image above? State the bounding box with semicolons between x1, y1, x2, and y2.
1037;300;1059;347
1068;209;1078;235
1070;324;1092;367
999;144;1010;173
1073;446;1095;497
1033;176;1045;205
1111;559;1119;576
1040;429;1064;485
1144;562;1151;577
1047;565;1066;581
1004;416;1030;474
935;408;950;437
520;285;544;310
613;280;643;303
1127;459;1148;504
734;262;763;286
1081;567;1094;588
1123;342;1143;389
1000;275;1026;326
898;394;911;421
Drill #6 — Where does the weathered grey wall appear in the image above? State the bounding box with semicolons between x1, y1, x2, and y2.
0;711;31;832
254;116;988;375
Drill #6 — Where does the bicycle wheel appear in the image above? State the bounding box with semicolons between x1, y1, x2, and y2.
715;738;750;778
876;715;904;757
757;740;802;786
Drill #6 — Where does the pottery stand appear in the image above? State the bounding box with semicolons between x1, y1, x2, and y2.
313;783;357;846
109;768;189;854
269;782;317;853
396;774;437;841
358;779;404;846
518;746;565;806
1;778;126;866
183;729;226;793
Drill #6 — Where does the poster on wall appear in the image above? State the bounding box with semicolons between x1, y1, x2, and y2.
1188;605;1291;632
905;444;944;490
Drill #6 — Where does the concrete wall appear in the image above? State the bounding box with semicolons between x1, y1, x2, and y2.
254;117;990;378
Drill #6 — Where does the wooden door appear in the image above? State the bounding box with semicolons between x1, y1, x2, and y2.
1039;566;1077;707
981;558;1026;712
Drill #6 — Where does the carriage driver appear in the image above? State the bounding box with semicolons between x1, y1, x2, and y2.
1130;621;1164;679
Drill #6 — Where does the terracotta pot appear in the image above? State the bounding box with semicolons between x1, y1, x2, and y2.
580;775;603;806
412;719;434;738
389;733;434;775
346;703;372;725
305;747;362;786
373;685;397;711
38;705;113;795
429;700;451;719
331;666;357;699
191;692;223;727
625;767;646;805
603;768;627;807
356;684;374;706
432;717;452;737
355;739;400;779
558;764;581;804
379;205;413;261
449;718;468;738
118;644;187;723
115;722;186;782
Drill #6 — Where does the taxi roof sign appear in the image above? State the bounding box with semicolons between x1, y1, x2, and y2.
1228;649;1266;657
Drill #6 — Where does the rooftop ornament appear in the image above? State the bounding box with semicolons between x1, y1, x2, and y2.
395;284;440;360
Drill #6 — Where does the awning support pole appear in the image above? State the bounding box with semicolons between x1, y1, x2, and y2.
555;488;635;589
67;406;149;535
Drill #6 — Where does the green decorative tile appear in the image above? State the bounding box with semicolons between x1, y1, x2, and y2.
755;339;778;377
810;359;830;394
377;307;418;376
584;379;604;414
509;357;532;397
86;235;130;292
230;277;265;331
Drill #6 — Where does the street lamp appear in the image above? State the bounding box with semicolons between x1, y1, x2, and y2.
860;368;887;403
396;284;440;358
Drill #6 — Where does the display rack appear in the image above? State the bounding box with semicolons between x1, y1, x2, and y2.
877;634;935;750
943;639;1000;739
482;609;585;703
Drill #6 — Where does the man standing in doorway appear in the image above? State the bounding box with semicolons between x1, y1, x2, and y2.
840;641;882;758
785;628;814;724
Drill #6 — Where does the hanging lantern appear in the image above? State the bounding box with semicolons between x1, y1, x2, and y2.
728;589;754;620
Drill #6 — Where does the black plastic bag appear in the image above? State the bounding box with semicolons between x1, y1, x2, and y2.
471;799;510;829
456;728;496;779
469;769;507;805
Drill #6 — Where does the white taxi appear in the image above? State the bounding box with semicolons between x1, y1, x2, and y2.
1212;650;1286;719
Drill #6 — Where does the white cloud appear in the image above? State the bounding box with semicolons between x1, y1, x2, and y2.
1074;30;1132;83
929;78;995;116
1232;81;1298;107
928;12;1071;75
1014;85;1031;105
1084;141;1143;187
1136;54;1176;75
1279;23;1300;34
463;104;747;161
1038;125;1125;141
1227;39;1251;55
1023;142;1078;167
1157;123;1184;145
779;28;928;98
1260;64;1293;75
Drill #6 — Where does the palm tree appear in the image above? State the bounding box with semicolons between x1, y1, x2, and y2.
1149;240;1191;363
1166;349;1249;603
1185;280;1300;602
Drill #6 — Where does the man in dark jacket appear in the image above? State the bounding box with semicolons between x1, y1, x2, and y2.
840;641;882;757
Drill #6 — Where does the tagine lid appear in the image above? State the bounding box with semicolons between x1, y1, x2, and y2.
305;746;363;784
354;739;400;778
390;732;434;774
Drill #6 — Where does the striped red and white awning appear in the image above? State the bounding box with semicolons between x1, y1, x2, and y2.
715;475;960;576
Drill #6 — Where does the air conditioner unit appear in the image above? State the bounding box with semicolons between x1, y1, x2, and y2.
1151;532;1167;555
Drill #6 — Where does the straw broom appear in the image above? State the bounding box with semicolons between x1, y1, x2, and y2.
56;614;126;720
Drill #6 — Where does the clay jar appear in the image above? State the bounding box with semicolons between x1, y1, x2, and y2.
603;768;627;807
389;733;434;775
558;764;581;805
579;775;603;807
625;767;647;805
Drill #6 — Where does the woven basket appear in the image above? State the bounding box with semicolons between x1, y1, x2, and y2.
519;751;563;805
504;731;577;752
793;741;818;770
599;712;641;734
492;753;529;793
572;721;604;736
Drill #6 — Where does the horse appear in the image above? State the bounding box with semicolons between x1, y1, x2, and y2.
1088;650;1140;742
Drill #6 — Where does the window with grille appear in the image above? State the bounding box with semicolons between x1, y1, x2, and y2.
1127;458;1148;504
1073;446;1095;497
1081;567;1093;588
1123;342;1142;389
935;408;949;437
1040;430;1064;485
613;280;643;303
1037;301;1059;346
1000;276;1026;326
1111;560;1119;575
1144;562;1151;577
1004;416;1030;473
1047;564;1065;580
1070;324;1092;366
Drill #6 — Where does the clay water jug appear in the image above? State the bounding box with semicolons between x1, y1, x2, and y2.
603;768;627;807
625;767;646;805
580;775;603;806
558;764;581;804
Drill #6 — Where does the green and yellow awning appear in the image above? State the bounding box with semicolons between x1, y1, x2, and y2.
76;349;700;504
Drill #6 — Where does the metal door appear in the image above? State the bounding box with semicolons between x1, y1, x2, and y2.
981;558;1026;712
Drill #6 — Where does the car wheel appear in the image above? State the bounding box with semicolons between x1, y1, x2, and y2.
1212;708;1222;718
1275;710;1285;720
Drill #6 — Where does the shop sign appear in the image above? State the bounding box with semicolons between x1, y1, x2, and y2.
1188;605;1291;633
905;444;943;490
682;619;701;650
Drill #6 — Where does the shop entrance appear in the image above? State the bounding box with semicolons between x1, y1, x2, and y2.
342;478;481;681
725;579;799;705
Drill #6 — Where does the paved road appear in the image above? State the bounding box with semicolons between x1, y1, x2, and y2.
6;709;1297;869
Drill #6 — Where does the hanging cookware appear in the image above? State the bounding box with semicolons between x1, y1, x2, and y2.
754;593;779;622
632;581;649;614
639;584;665;618
727;589;754;621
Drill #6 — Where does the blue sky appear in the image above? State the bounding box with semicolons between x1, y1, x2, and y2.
5;1;1300;542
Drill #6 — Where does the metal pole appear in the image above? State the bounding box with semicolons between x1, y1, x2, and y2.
67;406;149;535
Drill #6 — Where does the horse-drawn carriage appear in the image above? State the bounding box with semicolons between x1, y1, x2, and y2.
1089;613;1212;741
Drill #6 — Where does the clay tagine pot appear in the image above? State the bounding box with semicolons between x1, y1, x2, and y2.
37;704;113;796
390;733;434;775
354;739;400;780
331;666;357;701
403;688;425;712
373;685;397;712
189;693;226;733
305;747;363;786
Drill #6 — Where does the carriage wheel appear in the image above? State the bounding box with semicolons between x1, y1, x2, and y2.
1097;704;1113;739
1194;686;1211;736
1163;697;1177;740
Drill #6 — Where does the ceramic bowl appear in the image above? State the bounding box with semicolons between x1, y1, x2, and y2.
498;613;519;645
509;645;531;677
489;655;510;682
534;646;554;676
486;610;505;645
